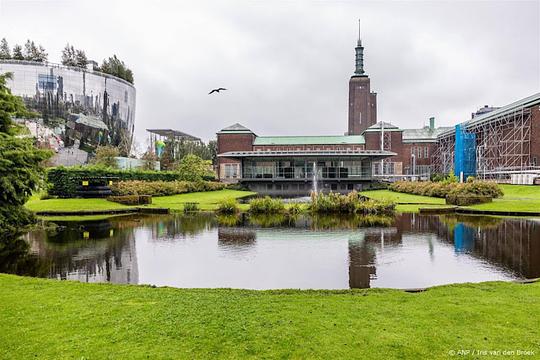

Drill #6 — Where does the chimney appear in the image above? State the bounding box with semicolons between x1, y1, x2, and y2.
429;117;435;130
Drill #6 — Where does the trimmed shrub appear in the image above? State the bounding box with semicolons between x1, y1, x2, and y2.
47;166;217;198
110;180;225;197
389;180;503;199
107;195;152;205
446;195;492;206
248;196;285;214
216;198;239;214
308;191;395;216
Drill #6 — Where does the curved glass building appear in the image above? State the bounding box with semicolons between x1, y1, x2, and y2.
0;60;136;155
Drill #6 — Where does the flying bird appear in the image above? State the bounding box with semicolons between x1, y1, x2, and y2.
208;87;227;94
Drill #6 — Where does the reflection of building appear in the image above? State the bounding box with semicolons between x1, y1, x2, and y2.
0;59;136;159
25;220;139;284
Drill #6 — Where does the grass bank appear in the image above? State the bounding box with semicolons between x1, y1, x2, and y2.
25;189;256;214
0;274;538;359
362;184;540;214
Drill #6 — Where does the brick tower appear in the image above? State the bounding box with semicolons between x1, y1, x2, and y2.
348;20;377;135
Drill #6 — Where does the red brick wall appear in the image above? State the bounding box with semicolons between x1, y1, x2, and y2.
217;133;255;179
348;76;374;135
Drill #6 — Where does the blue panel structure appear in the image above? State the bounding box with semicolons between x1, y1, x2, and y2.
454;124;476;178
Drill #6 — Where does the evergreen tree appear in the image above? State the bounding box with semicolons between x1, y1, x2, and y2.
12;45;24;60
0;38;10;60
21;40;47;62
61;44;76;66
34;45;48;62
75;49;88;67
0;72;52;236
99;55;134;84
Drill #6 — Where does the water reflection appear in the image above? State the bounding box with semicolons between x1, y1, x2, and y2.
2;213;538;289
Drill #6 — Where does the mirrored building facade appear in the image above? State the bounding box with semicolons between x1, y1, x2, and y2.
0;60;136;156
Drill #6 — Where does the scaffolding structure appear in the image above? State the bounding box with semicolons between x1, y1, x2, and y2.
433;106;538;181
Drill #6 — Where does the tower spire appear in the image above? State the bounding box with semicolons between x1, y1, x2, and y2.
354;19;365;76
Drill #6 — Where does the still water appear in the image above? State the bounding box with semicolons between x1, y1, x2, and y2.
5;213;540;289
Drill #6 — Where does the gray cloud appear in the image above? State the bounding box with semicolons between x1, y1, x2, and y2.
1;0;538;146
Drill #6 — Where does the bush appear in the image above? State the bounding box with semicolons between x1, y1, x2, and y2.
308;191;395;216
389;180;503;199
110;180;225;197
183;202;200;213
91;146;119;168
445;195;492;206
176;154;214;182
47;166;219;198
248;196;285;214
107;195;152;205
216;198;239;214
287;203;302;216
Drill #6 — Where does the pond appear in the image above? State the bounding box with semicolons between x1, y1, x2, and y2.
3;213;539;289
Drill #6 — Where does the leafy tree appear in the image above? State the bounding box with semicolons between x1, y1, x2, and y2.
177;154;212;182
61;44;76;66
141;151;158;170
91;145;119;168
62;44;88;68
0;72;52;236
0;38;10;60
12;45;24;60
22;40;47;62
75;49;88;67
99;55;134;84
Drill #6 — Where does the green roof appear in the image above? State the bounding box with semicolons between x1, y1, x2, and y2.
253;135;365;146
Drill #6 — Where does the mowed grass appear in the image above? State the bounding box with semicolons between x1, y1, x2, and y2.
25;190;256;214
0;274;539;359
150;189;255;211
467;184;540;213
360;189;445;205
363;185;540;214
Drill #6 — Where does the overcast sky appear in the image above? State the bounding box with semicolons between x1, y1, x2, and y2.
1;0;539;146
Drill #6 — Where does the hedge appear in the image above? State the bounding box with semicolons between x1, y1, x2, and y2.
111;180;225;197
47;166;216;198
107;195;153;205
389;180;503;199
445;195;493;206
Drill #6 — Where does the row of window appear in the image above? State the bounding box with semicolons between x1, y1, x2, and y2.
411;146;429;159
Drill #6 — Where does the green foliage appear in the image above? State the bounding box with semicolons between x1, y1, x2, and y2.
248;196;285;214
183;202;200;213
22;40;47;62
390;180;503;199
46;166;218;198
287;203;302;216
216;198;240;214
140;151;158;170
176;154;213;182
0;72;52;235
12;45;23;60
61;43;88;68
91;145;119;168
172;139;218;164
0;38;10;60
106;195;152;205
99;55;134;84
111;180;225;197
308;191;395;216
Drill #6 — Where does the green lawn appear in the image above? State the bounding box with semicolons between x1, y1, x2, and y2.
25;190;255;214
465;184;540;213
360;190;445;205
363;185;540;214
26;197;132;212
150;189;255;211
0;274;538;359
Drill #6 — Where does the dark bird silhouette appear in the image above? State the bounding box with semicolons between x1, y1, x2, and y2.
208;87;227;94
